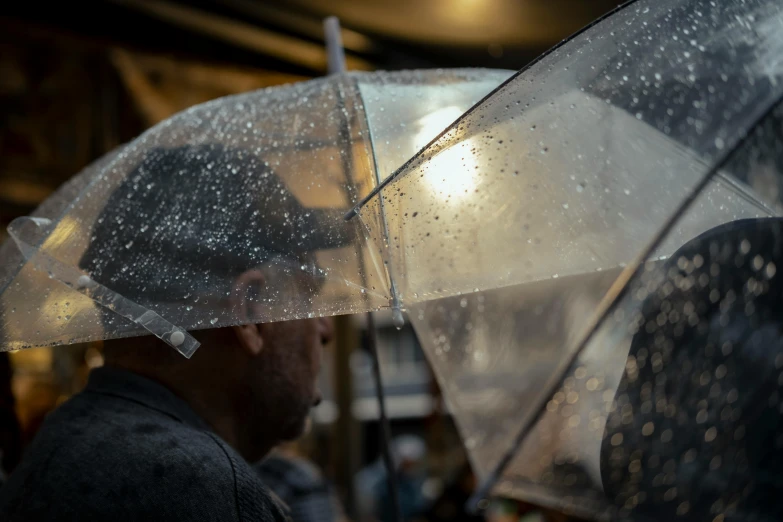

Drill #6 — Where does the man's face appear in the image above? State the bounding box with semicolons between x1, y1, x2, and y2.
246;315;333;443
229;257;334;447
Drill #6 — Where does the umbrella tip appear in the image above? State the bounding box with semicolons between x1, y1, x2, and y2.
344;206;359;221
392;307;405;330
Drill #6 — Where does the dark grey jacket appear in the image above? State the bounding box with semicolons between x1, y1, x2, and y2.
0;366;288;522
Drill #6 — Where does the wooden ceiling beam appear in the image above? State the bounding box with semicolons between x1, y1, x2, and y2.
214;0;376;54
107;0;374;72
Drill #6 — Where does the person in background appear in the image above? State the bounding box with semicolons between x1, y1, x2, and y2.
255;434;346;522
423;462;483;522
356;434;430;522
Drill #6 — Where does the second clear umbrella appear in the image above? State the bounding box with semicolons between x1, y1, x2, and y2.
349;0;783;519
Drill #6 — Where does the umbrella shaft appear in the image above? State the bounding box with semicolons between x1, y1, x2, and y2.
367;312;403;522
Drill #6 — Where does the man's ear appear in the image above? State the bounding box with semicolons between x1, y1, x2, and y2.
233;323;264;356
231;269;267;357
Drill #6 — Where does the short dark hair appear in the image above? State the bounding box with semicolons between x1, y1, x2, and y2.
79;143;352;334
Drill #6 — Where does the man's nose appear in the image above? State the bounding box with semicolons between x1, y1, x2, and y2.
319;317;335;345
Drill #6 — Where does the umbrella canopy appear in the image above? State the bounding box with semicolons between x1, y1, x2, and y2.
348;0;783;519
0;69;512;355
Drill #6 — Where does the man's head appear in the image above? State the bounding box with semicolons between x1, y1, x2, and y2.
600;218;783;520
84;143;351;459
236;315;333;442
391;435;426;476
102;312;333;460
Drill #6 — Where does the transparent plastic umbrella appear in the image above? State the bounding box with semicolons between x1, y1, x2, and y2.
0;69;512;355
347;0;783;519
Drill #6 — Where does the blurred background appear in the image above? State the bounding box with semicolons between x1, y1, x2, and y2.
0;1;623;520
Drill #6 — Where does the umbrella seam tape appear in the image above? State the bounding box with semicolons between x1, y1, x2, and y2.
7;216;200;358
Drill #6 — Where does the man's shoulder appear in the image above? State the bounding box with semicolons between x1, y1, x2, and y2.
0;390;284;522
33;388;235;473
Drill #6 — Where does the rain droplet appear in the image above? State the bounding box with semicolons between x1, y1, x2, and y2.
210;318;218;325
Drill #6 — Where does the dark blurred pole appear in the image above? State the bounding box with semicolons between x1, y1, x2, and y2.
366;312;402;522
426;368;445;476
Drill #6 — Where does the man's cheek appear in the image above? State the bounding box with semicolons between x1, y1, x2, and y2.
315;338;324;370
313;352;322;377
